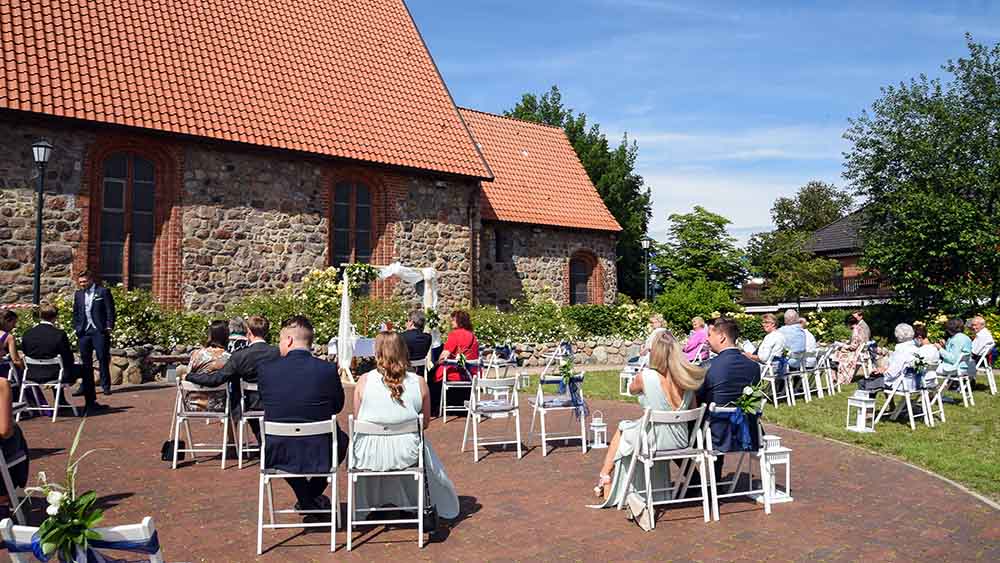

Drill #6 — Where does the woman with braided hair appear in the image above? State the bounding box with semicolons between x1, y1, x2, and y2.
351;331;459;519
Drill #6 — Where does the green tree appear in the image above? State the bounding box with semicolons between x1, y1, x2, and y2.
771;180;853;232
843;35;1000;312
506;86;652;298
749;230;841;305
654;206;746;287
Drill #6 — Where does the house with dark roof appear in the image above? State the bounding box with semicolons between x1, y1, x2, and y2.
0;0;618;310
742;211;892;312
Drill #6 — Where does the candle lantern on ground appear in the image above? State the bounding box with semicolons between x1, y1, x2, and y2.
590;410;608;449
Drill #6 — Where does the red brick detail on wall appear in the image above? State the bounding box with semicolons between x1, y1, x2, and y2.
564;249;604;305
324;164;407;300
78;134;184;307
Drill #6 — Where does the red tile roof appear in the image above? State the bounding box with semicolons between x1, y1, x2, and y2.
0;0;492;179
459;108;621;232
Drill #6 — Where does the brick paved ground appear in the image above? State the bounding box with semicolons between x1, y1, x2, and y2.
7;382;999;562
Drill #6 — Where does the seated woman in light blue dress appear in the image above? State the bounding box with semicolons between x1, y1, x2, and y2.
593;331;706;508
935;317;973;376
352;331;460;519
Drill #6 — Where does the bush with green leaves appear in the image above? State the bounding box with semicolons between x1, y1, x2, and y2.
652;279;741;334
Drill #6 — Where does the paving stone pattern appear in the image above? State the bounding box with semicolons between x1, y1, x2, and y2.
11;385;999;562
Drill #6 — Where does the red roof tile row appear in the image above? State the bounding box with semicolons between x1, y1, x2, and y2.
0;0;492;179
460;108;621;232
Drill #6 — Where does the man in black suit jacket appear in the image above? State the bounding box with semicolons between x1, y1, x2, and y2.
186;315;278;441
401;310;431;371
698;318;761;478
258;315;347;514
72;271;115;396
20;303;103;411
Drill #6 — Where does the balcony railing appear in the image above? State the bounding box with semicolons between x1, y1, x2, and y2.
740;275;893;305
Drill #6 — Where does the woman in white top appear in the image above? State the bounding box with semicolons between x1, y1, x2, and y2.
913;325;940;364
352;332;459;519
746;314;785;366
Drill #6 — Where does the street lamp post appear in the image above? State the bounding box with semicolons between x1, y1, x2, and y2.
641;238;651;301
31;140;53;306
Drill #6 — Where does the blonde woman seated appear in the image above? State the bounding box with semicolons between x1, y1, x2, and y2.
352;332;459;520
593;332;706;507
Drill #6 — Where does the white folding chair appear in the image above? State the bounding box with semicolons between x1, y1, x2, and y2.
1;516;164;563
439;359;480;423
923;362;946;424
238;380;264;469
528;373;588;456
171;380;232;469
860;340;877;378
346;414;425;551
257;416;339;555
812;347;836;398
479;345;516;402
0;403;27;525
690;340;710;366
462;376;523;462
615;405;711;526
760;356;793;408
873;374;932;430
703;403;768;520
932;352;974;408
974;352;997;395
17;356;79;422
784;351;813;403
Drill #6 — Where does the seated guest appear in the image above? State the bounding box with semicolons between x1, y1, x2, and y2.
935;317;973;376
777;309;805;369
258;316;347;517
433;310;479;415
701;318;761;478
799;318;818;368
745;314;785;367
970;315;994;365
682;316;709;363
185;316;277;441
639;314;668;357
0;310;24;380
352;331;459;519
859;324;919;392
227;317;250;354
401;310;432;375
0;378;28;518
914;325;940;364
20;303;102;412
594;332;704;510
179;321;230;412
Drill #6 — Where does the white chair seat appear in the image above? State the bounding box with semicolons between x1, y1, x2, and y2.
528;394;576;408
464;399;516;413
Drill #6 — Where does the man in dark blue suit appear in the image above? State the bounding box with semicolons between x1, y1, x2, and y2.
698;318;761;478
72;271;115;397
258;315;348;515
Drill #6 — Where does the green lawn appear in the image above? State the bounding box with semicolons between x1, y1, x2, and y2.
558;370;1000;501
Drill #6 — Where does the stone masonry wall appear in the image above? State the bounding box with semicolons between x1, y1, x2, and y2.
0;116;94;304
478;222;617;306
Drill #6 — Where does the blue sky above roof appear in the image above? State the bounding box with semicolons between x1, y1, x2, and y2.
408;0;1000;245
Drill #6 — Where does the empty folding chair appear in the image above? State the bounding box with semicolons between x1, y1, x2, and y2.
171;380;232;469
439;358;480;423
528;372;588;456
462;376;523;462
784;351;813;403
1;516;165;562
17;356;79;422
237;380;265;469
812;347;836;398
974;353;997;395
703;403;768;520
346;414;426;550
615;405;711;526
257;415;339;554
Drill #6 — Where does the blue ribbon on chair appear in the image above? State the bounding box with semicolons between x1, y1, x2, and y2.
4;531;160;562
727;409;753;451
556;376;589;419
775;356;788;377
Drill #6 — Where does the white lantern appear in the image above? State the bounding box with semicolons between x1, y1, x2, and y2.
518;371;531;390
755;441;793;512
590;410;608;449
846;390;876;433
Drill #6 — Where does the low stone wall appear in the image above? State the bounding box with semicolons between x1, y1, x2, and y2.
513;338;642;367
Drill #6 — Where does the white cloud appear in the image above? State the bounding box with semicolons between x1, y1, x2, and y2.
626;124;848;164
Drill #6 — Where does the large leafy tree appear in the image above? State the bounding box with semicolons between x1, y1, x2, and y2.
844;35;1000;312
506;86;652;298
654;206;746;287
771;181;853;233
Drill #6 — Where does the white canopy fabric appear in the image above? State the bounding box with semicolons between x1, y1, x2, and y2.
333;263;440;382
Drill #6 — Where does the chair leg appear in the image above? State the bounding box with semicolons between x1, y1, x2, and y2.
802;373;812;402
540;411;548;457
172;416;182;469
515;411;523;459
330;475;338;552
708;454;721;521
440;384;448;423
417;474;425;548
257;475;266;555
266;480;276;525
472;414;480;463
769;379;779;407
905;394;915;430
347;475;354;551
698;458;710;522
461;409;471;452
15;383;26;422
221;416;229;469
51;385;60;422
966;378;975;406
580;412;587;454
238;420;245;469
643;460;654;530
987;368;997;395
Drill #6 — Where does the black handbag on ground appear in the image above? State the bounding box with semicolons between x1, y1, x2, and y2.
161;439;186;462
422;465;438;532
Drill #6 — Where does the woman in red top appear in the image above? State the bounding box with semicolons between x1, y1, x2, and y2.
435;310;479;383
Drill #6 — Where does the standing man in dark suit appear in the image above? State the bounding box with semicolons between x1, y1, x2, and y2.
401;310;431;373
21;303;104;412
72;271;115;396
185;315;278;442
258;315;347;517
698;317;761;478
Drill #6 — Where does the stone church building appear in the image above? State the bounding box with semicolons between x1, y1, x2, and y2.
0;0;619;312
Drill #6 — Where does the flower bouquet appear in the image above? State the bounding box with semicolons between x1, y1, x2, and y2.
724;381;768;451
729;381;768;416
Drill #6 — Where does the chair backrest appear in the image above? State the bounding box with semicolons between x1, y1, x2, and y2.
638;404;706;453
348;414;424;471
538;371;584;387
470;376;518;410
21;355;62;367
261;416;339;473
706;402;764;451
1;516;164;563
176;379;230;415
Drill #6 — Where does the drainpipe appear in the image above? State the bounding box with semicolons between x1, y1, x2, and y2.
467;183;477;307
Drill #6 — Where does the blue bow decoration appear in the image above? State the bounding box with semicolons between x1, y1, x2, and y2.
4;531;160;563
727;409;753;451
557;376;589;419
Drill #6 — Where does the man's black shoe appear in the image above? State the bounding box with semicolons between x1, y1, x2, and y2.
102;388;113;396
83;403;108;415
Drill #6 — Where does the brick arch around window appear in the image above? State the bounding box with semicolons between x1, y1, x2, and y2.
565;249;604;305
323;166;397;298
76;135;184;307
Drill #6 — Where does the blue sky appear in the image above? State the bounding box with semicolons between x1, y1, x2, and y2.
408;0;1000;245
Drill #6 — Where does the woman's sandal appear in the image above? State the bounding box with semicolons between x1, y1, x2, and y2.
593;474;611;497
